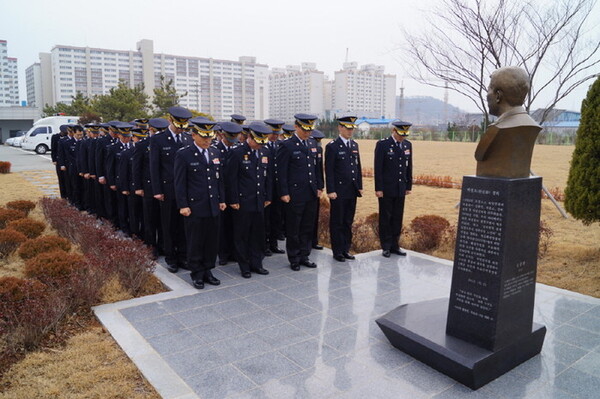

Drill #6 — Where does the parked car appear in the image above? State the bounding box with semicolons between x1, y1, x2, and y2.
21;116;80;154
5;131;26;147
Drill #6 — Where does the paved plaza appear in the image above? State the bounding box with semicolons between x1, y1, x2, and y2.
95;248;600;399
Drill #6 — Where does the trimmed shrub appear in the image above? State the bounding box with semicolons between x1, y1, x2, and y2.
0;229;28;259
6;218;46;239
5;200;36;216
0;208;26;229
0;161;11;174
0;277;68;352
24;250;85;286
18;235;72;260
409;215;451;252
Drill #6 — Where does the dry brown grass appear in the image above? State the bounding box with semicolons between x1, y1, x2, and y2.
0;328;159;399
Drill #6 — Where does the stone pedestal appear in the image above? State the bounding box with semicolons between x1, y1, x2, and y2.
377;176;546;389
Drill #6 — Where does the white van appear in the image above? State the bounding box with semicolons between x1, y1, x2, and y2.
21;115;80;154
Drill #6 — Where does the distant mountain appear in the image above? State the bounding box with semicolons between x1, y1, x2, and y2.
395;96;466;125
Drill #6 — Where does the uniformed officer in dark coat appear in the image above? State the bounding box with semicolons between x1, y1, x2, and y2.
92;123;109;219
67;125;85;210
150;107;193;272
276;113;324;271
325;115;363;262
263;119;286;256
226;122;272;278
57;125;75;202
51;125;69;198
174;117;225;289
78;124;99;213
133;118;167;254
98;121;121;226
282;124;295;140
85;124;102;217
311;128;325;250
374;120;413;257
107;122;133;235
120;126;147;238
214;121;242;265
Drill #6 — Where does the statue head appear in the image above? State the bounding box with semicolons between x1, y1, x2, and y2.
487;67;530;116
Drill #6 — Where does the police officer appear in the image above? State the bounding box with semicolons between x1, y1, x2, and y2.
174;117;225;289
325;115;363;262
68;125;85;210
51;125;69;199
282;124;295;140
78;124;99;213
311;128;325;250
277;113;324;271
150;106;193;272
107;122;133;235
263;119;286;256
133;118;167;255
215;121;242;265
121;126;147;238
374;121;413;257
57;125;75;202
226;121;272;278
98;121;121;226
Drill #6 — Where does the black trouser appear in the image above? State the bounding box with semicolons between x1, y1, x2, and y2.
62;170;72;201
69;172;83;209
94;179;106;219
160;185;186;266
234;210;265;273
378;195;406;251
312;198;321;247
128;193;143;238
265;198;284;250
56;165;67;198
117;191;130;235
84;178;94;213
142;196;161;249
329;197;357;255
184;214;219;281
103;184;117;226
218;207;235;262
284;199;317;265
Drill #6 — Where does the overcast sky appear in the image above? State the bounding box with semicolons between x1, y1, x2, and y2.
2;0;598;113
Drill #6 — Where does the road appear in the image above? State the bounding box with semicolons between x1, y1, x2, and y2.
0;145;54;172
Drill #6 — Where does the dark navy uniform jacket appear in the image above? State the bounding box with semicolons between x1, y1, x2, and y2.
276;135;324;203
131;138;153;198
149;129;192;196
214;141;236;167
374;136;413;197
66;139;81;174
87;138;98;177
265;140;281;198
57;136;74;169
174;144;225;218
76;138;92;175
50;134;61;163
117;144;136;193
106;141;128;188
95;135;114;179
225;142;272;213
325;137;363;199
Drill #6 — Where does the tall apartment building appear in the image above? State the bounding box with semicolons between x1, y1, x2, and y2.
332;62;396;119
0;40;19;106
269;63;324;122
27;39;269;120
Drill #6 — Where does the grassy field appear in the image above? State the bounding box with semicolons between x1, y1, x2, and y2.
332;139;599;297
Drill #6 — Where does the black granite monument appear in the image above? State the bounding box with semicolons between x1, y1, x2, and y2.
377;67;546;389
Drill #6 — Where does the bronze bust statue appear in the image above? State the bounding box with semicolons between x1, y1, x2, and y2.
475;67;541;178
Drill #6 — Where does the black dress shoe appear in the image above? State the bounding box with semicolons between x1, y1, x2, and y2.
192;280;204;289
277;234;286;241
242;271;252;279
290;263;300;271
252;268;270;275
270;247;285;254
343;252;355;260
166;264;179;273
312;244;324;250
203;271;221;286
333;254;346;262
218;259;228;266
382;250;391;258
300;260;317;268
264;248;273;257
391;248;407;256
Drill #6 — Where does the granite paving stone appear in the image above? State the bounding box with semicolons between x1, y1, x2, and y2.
93;248;600;399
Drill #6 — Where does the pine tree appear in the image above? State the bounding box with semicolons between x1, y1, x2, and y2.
564;76;600;225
